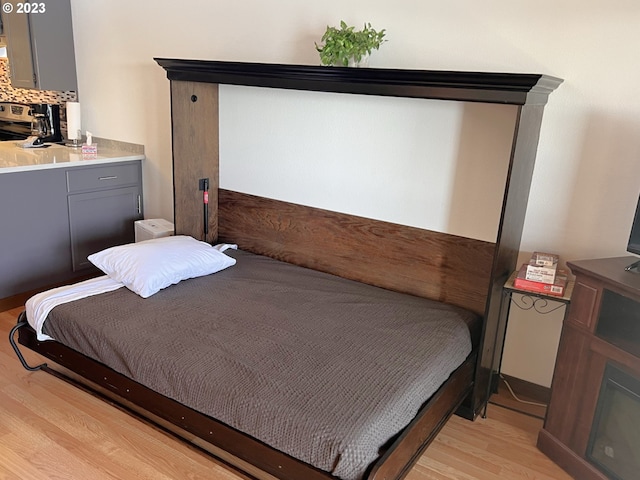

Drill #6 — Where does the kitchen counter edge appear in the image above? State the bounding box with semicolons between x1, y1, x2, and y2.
0;152;145;174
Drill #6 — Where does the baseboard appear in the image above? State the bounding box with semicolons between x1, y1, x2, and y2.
0;273;99;312
0;291;35;312
500;373;550;404
537;429;608;480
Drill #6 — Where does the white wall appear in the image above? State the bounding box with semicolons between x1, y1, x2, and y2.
68;0;640;387
219;85;515;242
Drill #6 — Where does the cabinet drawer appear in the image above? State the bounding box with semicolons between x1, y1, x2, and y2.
66;162;141;193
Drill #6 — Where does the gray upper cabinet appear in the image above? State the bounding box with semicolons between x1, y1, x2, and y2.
1;0;77;91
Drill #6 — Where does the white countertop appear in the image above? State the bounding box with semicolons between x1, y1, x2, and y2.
0;141;144;174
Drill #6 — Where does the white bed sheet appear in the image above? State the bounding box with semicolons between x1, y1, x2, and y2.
26;275;124;341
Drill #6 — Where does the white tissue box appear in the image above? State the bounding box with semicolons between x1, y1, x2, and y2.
135;219;174;242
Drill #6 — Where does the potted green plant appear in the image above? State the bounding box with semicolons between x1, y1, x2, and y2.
315;21;386;67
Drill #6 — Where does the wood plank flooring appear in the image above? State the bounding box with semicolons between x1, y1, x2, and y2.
1;307;573;480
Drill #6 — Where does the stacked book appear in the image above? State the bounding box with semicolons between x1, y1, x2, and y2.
514;251;567;296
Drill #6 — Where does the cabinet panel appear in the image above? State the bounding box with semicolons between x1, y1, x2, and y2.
568;280;599;331
27;0;77;91
68;186;142;271
1;0;77;91
544;324;591;444
1;3;35;89
0;168;71;298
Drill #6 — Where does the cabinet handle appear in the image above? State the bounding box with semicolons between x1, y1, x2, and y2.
99;175;118;181
137;195;141;214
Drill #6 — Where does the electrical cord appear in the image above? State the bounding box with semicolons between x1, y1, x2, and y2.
500;374;548;408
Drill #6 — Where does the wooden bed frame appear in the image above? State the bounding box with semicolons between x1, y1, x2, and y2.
13;60;561;480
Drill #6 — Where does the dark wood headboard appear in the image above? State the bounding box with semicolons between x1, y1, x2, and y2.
156;59;562;418
217;189;495;316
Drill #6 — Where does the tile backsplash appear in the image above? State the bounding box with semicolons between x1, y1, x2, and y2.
0;58;77;137
0;58;77;104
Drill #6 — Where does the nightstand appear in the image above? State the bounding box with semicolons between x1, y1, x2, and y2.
483;270;574;417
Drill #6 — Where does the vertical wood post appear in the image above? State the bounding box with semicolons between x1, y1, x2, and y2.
170;80;219;243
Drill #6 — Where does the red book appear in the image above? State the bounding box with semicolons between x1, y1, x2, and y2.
514;264;567;296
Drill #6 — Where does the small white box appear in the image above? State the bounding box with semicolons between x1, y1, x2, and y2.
135;219;174;242
525;263;558;284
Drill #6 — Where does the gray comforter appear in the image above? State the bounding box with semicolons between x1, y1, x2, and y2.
43;249;475;480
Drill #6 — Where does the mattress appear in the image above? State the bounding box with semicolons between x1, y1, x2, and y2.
40;249;477;480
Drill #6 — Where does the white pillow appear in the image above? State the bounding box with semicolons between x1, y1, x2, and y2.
87;235;236;298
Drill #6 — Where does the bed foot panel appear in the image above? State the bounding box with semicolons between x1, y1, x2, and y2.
17;325;475;480
17;326;340;480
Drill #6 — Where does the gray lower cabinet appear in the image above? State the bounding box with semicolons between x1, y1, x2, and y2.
68;186;141;271
67;162;142;272
0;160;142;300
1;167;73;299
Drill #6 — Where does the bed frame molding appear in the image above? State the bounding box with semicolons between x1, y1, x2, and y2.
14;60;561;480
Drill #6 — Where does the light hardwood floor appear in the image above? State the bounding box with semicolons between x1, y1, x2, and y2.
1;307;572;480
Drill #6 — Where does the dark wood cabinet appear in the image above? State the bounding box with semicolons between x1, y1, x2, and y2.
537;256;640;480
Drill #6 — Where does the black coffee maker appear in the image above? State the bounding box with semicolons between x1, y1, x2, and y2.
30;104;63;143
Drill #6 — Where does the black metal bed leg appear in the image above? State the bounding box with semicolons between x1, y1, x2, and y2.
9;312;47;371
